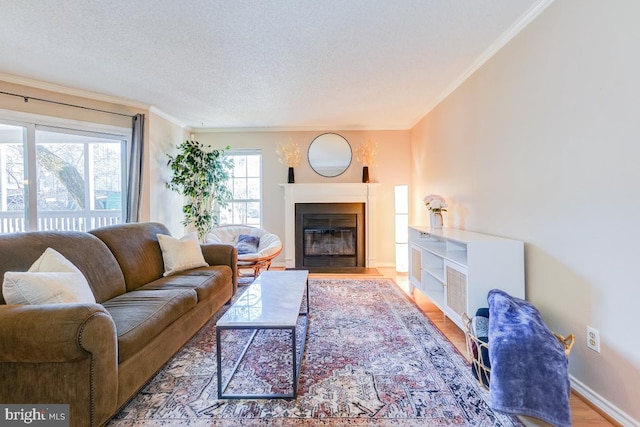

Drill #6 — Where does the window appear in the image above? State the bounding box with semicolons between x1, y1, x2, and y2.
0;118;127;233
219;150;262;227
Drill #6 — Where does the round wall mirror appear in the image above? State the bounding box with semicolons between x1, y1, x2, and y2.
308;133;352;177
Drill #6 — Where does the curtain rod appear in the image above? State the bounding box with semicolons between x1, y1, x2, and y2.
0;90;135;118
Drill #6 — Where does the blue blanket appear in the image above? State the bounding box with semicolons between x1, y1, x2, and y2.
487;289;571;427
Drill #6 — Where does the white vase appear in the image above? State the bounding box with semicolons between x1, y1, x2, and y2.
430;211;443;229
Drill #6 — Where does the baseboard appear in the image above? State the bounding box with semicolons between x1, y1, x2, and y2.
272;261;399;269
570;375;638;427
286;267;381;275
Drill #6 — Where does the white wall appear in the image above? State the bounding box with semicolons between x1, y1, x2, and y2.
410;0;640;423
195;130;411;267
145;111;189;235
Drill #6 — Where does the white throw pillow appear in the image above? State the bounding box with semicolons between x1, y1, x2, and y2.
28;246;83;273
2;248;96;305
157;232;208;276
3;272;95;305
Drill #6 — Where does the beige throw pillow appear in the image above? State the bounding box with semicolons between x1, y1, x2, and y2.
157;232;208;276
2;248;96;305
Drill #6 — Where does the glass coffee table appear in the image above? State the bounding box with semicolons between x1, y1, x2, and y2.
216;270;309;399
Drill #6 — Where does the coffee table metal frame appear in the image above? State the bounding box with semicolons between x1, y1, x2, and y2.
216;270;310;399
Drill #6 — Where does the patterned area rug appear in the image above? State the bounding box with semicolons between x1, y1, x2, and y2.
108;279;521;426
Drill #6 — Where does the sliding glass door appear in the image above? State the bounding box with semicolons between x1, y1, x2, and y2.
0;120;127;233
35;126;125;231
0;123;27;233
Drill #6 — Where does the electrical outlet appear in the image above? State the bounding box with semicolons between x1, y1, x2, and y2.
586;326;600;353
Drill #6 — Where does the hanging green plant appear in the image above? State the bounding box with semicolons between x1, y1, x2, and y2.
166;140;233;240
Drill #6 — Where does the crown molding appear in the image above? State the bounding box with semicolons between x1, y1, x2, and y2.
148;106;189;129
194;124;408;133
0;72;152;111
410;0;555;128
0;72;192;129
2;0;555;134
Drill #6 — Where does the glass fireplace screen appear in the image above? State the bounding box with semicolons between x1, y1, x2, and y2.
303;228;356;256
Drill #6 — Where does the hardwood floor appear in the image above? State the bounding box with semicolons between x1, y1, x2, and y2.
373;267;616;427
299;266;616;425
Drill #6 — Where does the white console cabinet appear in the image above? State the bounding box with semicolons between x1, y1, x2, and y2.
408;226;524;330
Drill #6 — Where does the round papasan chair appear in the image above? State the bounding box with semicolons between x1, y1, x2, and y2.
204;225;283;278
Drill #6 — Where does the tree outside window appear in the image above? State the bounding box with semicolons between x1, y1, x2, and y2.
0;122;126;233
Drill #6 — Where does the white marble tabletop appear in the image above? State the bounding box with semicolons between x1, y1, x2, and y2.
217;270;309;328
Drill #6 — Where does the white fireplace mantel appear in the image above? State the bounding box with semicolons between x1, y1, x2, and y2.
279;183;380;268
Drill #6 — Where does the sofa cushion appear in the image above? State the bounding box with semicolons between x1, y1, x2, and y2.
101;289;197;363
2;248;96;305
157;232;208;276
0;231;126;304
90;222;169;291
138;266;233;302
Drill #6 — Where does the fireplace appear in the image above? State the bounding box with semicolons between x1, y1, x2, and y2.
280;183;379;269
295;203;365;270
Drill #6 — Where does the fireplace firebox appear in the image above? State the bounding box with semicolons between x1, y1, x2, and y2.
295;203;365;270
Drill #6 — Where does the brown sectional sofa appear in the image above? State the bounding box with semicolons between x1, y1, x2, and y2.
0;222;237;427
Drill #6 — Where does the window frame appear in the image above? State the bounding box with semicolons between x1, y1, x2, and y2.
221;148;262;227
0;109;130;232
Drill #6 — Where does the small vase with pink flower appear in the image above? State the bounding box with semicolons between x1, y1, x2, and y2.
423;194;447;229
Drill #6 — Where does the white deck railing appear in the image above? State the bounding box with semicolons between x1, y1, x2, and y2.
0;211;121;234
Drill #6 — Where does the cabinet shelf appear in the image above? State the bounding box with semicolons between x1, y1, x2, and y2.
416;237;467;267
423;268;444;285
408;226;524;330
422;271;443;290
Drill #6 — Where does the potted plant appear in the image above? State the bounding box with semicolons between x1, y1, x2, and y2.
166;140;233;240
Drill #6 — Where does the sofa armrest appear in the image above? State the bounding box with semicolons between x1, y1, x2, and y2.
201;243;238;293
0;303;118;426
0;303;116;362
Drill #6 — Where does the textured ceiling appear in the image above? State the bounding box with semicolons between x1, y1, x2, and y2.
0;0;547;130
